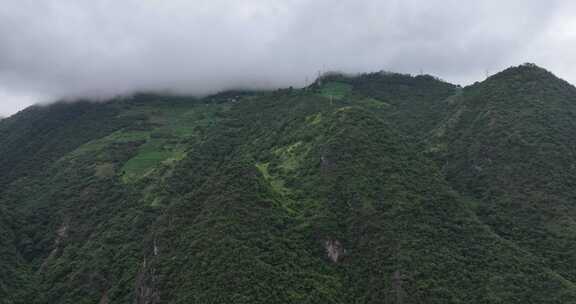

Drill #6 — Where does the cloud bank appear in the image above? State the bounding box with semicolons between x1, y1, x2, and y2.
1;0;575;115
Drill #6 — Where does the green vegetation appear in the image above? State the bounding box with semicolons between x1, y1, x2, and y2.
255;162;292;196
319;81;352;100
2;64;576;303
429;63;576;289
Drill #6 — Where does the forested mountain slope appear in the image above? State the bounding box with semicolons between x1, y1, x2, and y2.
2;65;576;303
430;63;576;289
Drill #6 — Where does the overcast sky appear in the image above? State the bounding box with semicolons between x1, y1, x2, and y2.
1;0;576;116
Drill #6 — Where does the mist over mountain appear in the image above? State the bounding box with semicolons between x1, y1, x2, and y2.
2;0;576;115
4;1;576;303
3;63;576;303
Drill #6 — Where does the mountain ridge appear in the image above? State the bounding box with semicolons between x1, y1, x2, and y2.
2;63;576;303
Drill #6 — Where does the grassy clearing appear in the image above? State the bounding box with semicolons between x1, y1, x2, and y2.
319;82;352;100
273;141;309;172
256;162;291;195
66;130;150;159
120;103;225;182
65;101;225;183
121;148;183;182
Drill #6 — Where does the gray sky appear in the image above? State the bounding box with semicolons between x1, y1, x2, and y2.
1;0;576;116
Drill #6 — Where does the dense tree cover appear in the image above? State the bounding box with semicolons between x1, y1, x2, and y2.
430;63;576;287
0;101;130;189
2;65;576;303
315;71;458;138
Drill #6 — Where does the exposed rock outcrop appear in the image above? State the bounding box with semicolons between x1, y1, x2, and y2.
324;239;345;263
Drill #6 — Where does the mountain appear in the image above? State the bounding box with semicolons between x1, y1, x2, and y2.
430;63;576;290
2;65;576;303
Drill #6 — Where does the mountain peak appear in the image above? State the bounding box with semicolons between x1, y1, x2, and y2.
486;63;559;83
4;64;576;303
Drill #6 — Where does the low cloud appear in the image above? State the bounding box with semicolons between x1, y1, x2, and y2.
0;0;575;115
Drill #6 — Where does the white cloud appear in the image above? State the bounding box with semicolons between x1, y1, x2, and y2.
0;0;574;115
0;88;46;116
